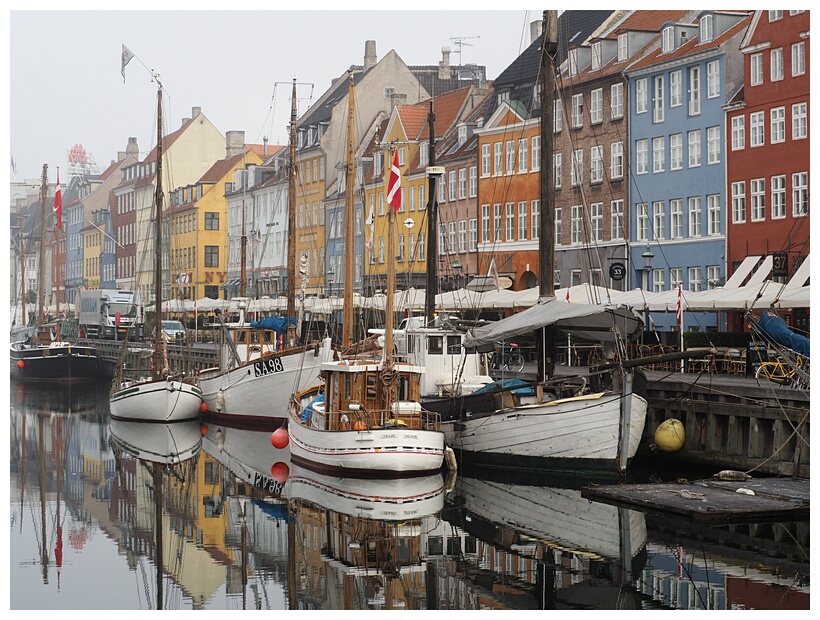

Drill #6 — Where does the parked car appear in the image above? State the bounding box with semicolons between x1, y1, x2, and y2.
161;320;186;343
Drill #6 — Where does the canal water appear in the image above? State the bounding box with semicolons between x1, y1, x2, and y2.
9;381;808;610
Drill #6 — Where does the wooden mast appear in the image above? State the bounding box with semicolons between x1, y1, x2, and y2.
384;146;396;370
286;78;298;347
36;164;48;332
153;84;165;379
19;202;26;327
342;72;356;348
424;101;438;325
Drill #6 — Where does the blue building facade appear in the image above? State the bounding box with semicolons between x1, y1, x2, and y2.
626;11;751;332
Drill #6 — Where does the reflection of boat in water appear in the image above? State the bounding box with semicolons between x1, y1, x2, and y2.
109;418;203;464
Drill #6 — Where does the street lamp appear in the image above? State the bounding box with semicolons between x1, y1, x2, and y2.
641;244;654;340
326;266;334;298
452;258;462;290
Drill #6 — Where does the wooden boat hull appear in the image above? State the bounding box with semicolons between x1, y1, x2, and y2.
288;406;445;478
10;343;99;382
198;346;326;429
441;391;647;474
110;377;202;422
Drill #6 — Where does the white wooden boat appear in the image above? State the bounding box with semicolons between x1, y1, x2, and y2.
110;375;203;422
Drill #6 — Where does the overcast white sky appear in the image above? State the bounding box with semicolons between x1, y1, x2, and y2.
8;6;545;183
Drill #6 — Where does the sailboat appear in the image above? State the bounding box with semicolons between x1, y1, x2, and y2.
10;165;100;382
109;82;202;422
198;79;331;429
409;12;649;475
288;73;445;477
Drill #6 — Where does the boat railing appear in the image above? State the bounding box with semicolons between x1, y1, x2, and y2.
330;405;442;432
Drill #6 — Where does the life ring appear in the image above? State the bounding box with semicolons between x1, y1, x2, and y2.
353;420;367;431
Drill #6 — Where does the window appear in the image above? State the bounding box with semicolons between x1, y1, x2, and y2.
469;166;477;197
792;172;808;217
553;99;563;132
792;103;807;139
653;201;665;240
571;94;583;128
688;130;701;167
505;140;515;174
751;178;765;221
397;234;405;261
458;220;467;252
792;42;806;76
611;141;624;178
518;139;528;172
731;182;746;223
591;202;603;241
531;200;540;240
419;141;429;167
611;83;624;119
568;49;578;75
554;207;562;245
664;199;680;240
204;245;219;267
518;201;527;240
590;146;603;183
591;41;602;70
771;175;786;219
770;48;784;81
670;133;683;170
635;78;647;113
448;222;456;254
607;200;623;240
409;185;416;211
688;266;702;292
481;204;490;242
493;142;502;176
571;205;583;244
439;224;446;255
688;66;700;115
493;204;502;241
418;233;425;261
418;184;425;211
554;152;562;188
770;107;785;144
481;144;491;176
707;126;720;164
448;170;456;201
750;53;763;86
653;269;665;293
670;70;682;107
706;265;721;289
458;168;466;199
439;174;446;202
708;194;721;236
662;26;674;53
571;149;583;186
399;147;406;166
379;191;385;215
769;10;783;21
378;236;385;263
505;203;515;241
750;111;764;147
531;135;541;170
590;88;603;124
700;14;714;42
204;212;219;230
731;116;745;150
653;75;664;123
469;219;477;251
617;33;628;61
688;196;701;237
652;137;665;173
707;60;720;98
670;268;682;290
636;139;648;174
636;203;648;241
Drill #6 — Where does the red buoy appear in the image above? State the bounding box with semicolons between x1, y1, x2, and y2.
270;462;289;483
199;401;209;413
271;427;289;449
199;424;209;436
16;360;25;369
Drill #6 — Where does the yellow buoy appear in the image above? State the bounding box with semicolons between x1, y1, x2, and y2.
654;418;685;452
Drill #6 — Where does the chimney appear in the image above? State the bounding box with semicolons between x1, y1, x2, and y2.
181;117;191;127
192;106;202;118
364;40;377;71
530;20;543;45
439;47;451;80
117;151;126;162
126;137;139;158
390;93;408;109
226;130;245;159
263;136;268;156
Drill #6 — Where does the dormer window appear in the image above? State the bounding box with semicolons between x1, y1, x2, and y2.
568;49;578;76
419;142;428;167
496;90;509;106
458;125;467;146
617;34;628;61
662;26;674;53
699;15;713;42
591;42;602;70
373;151;382;178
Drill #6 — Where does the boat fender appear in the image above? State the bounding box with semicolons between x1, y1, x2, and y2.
215;390;226;412
736;488;756;496
444;446;457;473
654;418;685;452
713;470;751;481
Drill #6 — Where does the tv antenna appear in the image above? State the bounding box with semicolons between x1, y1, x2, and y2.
450;36;480;65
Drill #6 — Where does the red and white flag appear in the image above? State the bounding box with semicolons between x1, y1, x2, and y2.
565;285;571;302
53;169;63;230
676;281;683;325
386;150;402;212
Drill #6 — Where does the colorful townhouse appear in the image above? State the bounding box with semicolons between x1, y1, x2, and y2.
625;11;752;333
725;10;810;333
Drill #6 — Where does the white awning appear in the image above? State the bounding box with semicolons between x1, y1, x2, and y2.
724;255;761;288
746;255;773;285
788;254;810;287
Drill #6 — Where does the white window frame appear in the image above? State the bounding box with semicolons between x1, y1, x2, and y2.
688;196;702;237
636;78;648;114
653;75;664;123
771;175;786;220
731;181;746;224
636;139;648;175
770;107;785;144
653;268;665;293
531;200;540;240
458;220;467;253
700;14;714;42
469;166;477;197
662;26;674;53
636;203;649;241
571;93;584;128
688;66;700;116
481;144;491;176
591;202;603;241
610;200;623;240
590;145;603;183
707;194;721;236
591;41;602;70
670;70;682;107
458;168;467;199
750;111;764;147
518;138;528;173
688;130;701;167
792;172;808;217
590;88;603;124
792;103;807;139
468;218;477;252
570;205;583;245
610;141;624;178
770;48;784;82
518;201;528;240
688;266;702;292
532;135;541;170
653;200;665;240
707;126;720;164
652;136;665;173
493;142;503;176
707;265;721;289
751;178;765;221
448;170;457;201
481;204;490;242
670;133;683;170
750;53;763;86
671;199;683;239
617;33;627;61
792;41;805;76
554;206;562;246
731;116;745;150
505;140;515;174
611;83;624;119
707;60;720;98
505;202;515;241
571;149;583;186
553;100;563;133
493;204;502;241
553;152;562;188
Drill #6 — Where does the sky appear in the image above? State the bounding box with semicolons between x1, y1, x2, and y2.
8;6;546;184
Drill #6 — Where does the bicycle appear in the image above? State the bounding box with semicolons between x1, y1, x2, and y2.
490;343;525;373
755;354;808;388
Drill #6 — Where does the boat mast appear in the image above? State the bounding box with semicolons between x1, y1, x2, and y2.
286;78;298;347
342;72;356;348
240;182;247;298
384;146;396;370
153;84;165;378
37;164;48;331
424;101;438;325
19;203;26;327
538;10;559;381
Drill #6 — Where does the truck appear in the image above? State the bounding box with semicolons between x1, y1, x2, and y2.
78;289;144;340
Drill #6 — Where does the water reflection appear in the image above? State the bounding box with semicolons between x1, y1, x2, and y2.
9;382;810;610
